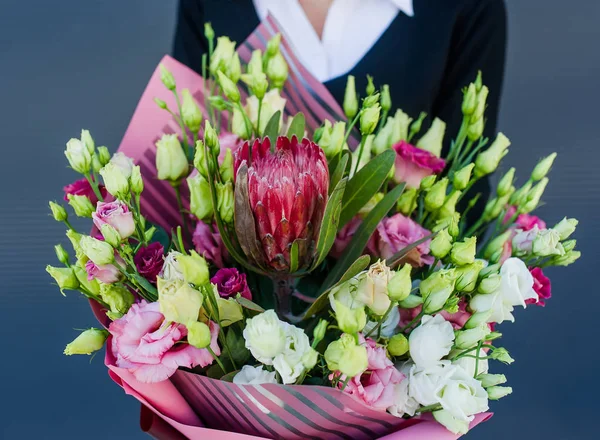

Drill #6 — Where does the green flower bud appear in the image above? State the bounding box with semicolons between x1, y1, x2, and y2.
392;109;413;143
204;120;220;155
438;191;462;219
372;117;394;154
49;201;68;222
159;64;176;90
450;237;477;266
241;72;269;99
363;93;380;108
509;181;533;206
209;36;236;75
478;273;501;294
67;194;94;217
54;244;70;265
46;265;79;294
359;192;384;217
154;134;189;183
472;85;489;123
231;106;250;139
388;264;412;302
80;129;95;154
430;228;453;259
100;162;130;197
193;140;208;177
64;328;108;355
266;33;281;57
381;84;392;111
420;269;456;314
455;325;488;349
324;334;368;378
474;133;511;178
397;187;418;216
416;118;446;157
181;88;203;133
453;163;474;191
462;83;477;116
217;71;240;103
467;117;484;142
409;112;427;140
388;333;409;356
325;121;346;158
553;217;578;240
487;386;513;400
532;229;564;257
343;75;359;119
531;152;557;181
65;229;84;260
496;167;515;197
465;309;493;329
187;174;213;220
204;22;215;41
365;74;376;96
360;104;381;135
489;347;514;364
474;71;483;92
333;300;367;334
434;212;461;238
80;235;114;266
154;97;168;110
478;373;507;388
266;52;288;89
97;146;111;167
91;154;103;174
217;181;234;223
455;260;484;292
187;321;212;348
483;229;512;261
221;148;234;182
65;138;92;174
100;283;134;315
522;178;549;212
227;52;242;84
72;265;100;296
130;165;144;194
549;250;581;267
248;49;263;75
425;177;448;211
178;250;209;286
420;175;437;190
313;319;329;345
99;224;121;248
562;239;576;252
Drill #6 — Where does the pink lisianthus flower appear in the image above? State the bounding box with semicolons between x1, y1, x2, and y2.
109;301;220;383
211;268;252;300
504;206;547;231
399;300;471;330
63;177;107;205
93;201;135;239
368;213;434;267
392;141;446;188
528;267;551;306
85;259;121;284
192;222;228;268
331;217;362;258
335;336;404;411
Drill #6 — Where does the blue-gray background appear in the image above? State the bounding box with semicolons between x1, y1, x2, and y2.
1;0;598;438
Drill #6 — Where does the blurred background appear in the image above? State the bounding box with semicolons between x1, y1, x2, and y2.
0;0;598;438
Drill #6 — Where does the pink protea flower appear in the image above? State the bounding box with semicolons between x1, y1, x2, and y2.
392;141;446;188
109;301;220;383
234;136;329;272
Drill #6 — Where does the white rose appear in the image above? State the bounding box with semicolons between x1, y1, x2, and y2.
512;226;539;255
435;364;488;423
109;152;135;178
243;310;287;365
409;314;454;368
453;349;489;378
363;306;400;338
388;379;419;418
233;365;277;385
159;251;185;281
470;257;538;324
273;324;313;384
408;361;452;406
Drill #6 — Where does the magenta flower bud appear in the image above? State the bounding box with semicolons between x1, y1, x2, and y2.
211;268;252;300
63;177;107;205
134;242;165;284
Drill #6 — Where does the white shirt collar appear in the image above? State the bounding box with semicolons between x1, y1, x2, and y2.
391;0;415;17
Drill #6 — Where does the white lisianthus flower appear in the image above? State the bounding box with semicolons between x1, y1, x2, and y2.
409;314;454;368
273;324;315;384
245;89;286;133
470;257;538;324
532;229;564;257
434;364;488;424
243;310;287;365
159;251;185;281
109;152;135;178
408;361;452;406
388;379;419;418
233;365;278;385
65;138;92;174
453;349;489;378
363;306;400;338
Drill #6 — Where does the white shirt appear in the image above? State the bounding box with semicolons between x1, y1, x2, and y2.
252;0;414;82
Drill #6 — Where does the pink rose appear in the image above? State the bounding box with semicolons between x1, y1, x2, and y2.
109;301;220;383
368;213;434;267
211;268;252;300
93;201;135;239
134;243;165;284
336;336;404;411
85;259;121;284
331;217;362;258
392;141;446;188
63;177;107;205
193;222;228;268
504;206;546;231
528;267;551;306
399;300;471;330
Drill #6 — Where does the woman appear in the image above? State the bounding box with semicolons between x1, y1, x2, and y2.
172;0;507;215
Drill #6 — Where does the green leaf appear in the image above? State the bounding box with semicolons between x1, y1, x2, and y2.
339;150;395;228
132;274;158;301
303;254;371;319
289;240;300;273
286;112;306;139
385;232;436;268
322;183;405;290
236;295;265;313
220;370;240;382
264;110;281;144
312;177;347;270
329;152;349;195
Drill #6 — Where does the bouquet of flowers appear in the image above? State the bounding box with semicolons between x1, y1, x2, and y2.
46;19;580;439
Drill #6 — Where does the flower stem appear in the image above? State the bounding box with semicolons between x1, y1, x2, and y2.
365;302;395;338
85;174;103;202
400;309;425;334
173;183;191;244
352;134;367;176
273;277;294;321
207;346;228;374
343;110;362;146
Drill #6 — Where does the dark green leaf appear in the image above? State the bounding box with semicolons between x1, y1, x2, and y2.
322;183;405;290
329;153;349;195
226;328;250;365
286;113;306;139
132;273;158;301
264;110;281;144
312;177;347;270
339;150;395;228
385;232;436;268
220;370;240;382
289;240;300;273
236;295;265;313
